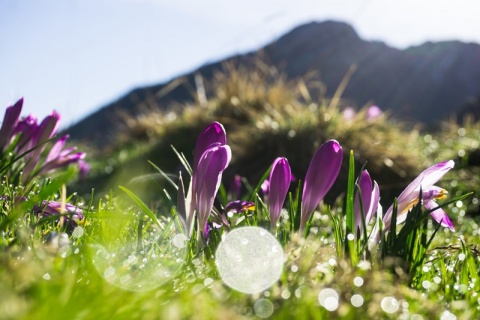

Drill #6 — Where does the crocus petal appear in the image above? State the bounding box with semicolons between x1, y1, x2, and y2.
354;170;380;235
300;140;343;231
0;98;23;149
195;144;231;233
78;159;91;180
368;181;380;223
224;200;255;214
33;111;61;146
424;200;455;231
46;135;69;163
22;111;61;180
193;121;227;171
38;152;86;176
268;157;292;228
261;180;270;196
33;200;84;230
382;160;455;231
13;114;38;153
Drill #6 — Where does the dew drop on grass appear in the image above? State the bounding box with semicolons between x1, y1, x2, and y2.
89;214;187;292
281;290;291;299
380;297;399;314
295;287;303;298
318;288;339;311
72;226;84;238
440;310;457;320
351;294;364;307
192;284;204;295
104;267;116;279
204;278;213;287
457;284;468;294
215;227;284;294
422;280;431;290
458;253;466;261
353;276;364;287
42;273;51;280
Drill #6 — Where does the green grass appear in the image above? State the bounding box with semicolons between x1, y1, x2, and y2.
2;64;480;319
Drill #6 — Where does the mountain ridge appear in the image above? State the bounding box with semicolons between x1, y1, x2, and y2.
65;20;480;146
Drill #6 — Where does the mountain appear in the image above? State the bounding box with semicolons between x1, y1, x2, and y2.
65;20;480;146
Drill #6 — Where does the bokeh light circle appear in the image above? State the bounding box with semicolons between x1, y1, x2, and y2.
254;299;274;318
215;226;284;294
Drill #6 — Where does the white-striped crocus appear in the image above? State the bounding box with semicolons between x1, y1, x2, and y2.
194;143;231;238
372;160;455;244
300;140;343;232
186;122;227;236
268;157;292;229
354;170;380;238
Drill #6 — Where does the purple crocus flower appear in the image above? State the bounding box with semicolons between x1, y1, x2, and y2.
229;174;242;200
354;170;380;238
34;200;84;229
13;114;38;154
366;105;382;121
22;111;61;180
342;106;356;120
373;160;455;243
300;140;343;232
224;200;255;215
36;134;86;176
194;144;231;236
186;122;227;235
261;179;270;196
0;98;23;150
78;159;91;180
268;157;292;229
192;121;227;171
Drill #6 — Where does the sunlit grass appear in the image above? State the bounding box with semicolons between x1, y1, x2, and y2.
1;64;480;319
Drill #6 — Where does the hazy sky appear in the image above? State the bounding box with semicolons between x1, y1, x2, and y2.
1;0;480;128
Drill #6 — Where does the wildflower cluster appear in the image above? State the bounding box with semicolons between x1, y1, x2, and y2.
167;121;462;268
0;98;88;235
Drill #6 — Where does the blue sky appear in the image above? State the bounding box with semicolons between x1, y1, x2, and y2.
1;0;480;128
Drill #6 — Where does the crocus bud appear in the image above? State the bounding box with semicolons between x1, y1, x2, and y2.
300;140;343;232
193;121;227;171
195;144;231;235
187;122;227;235
354;170;380;238
268;157;291;229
